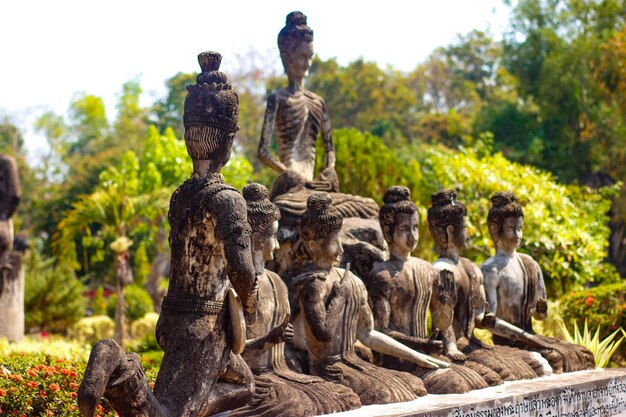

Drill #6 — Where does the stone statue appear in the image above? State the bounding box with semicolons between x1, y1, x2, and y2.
428;190;553;384
78;52;259;417
291;192;449;406
481;191;595;372
229;183;361;416
257;11;381;278
368;186;493;394
0;153;24;342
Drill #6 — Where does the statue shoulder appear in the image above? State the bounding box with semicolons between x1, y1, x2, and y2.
412;257;436;274
432;258;456;273
303;89;324;103
292;270;327;295
481;255;499;272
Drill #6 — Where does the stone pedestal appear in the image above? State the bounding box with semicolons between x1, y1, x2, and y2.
332;368;626;416
0;252;25;342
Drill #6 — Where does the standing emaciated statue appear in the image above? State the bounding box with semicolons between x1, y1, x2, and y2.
78;52;258;417
368;186;493;394
291;193;449;406
481;191;595;372
0;153;24;342
427;190;553;385
257;11;381;280
229;183;361;417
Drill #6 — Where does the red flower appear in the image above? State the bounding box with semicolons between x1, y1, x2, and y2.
70;382;79;390
70;392;78;398
585;296;595;306
0;388;6;396
39;390;47;398
26;381;38;389
49;383;60;391
28;369;37;377
8;374;23;382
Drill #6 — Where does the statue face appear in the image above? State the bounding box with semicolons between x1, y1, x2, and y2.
313;230;343;266
391;212;419;255
282;41;314;79
498;216;523;252
450;216;469;251
258;221;280;261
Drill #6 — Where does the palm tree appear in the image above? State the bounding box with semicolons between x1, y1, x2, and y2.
54;156;169;346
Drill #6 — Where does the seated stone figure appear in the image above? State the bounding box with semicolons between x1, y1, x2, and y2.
78;52;258;417
368;186;493;394
481;191;595;372
229;183;361;417
258;12;381;277
428;190;553;384
291;193;449;406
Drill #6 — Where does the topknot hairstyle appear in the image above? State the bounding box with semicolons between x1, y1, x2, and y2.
427;189;467;250
487;191;524;240
183;51;239;162
278;11;314;53
243;183;280;236
379;186;418;238
300;192;342;242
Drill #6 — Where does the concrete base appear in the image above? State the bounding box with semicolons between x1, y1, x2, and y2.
332;368;626;417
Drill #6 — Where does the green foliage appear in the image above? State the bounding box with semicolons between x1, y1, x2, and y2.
414;145;620;295
531;300;567;339
68;315;114;344
107;285;153;322
560;320;625;368
223;154;254;191
130;312;159;341
560;282;626;342
23;249;85;333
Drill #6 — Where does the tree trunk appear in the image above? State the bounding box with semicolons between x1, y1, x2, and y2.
0;250;25;342
113;277;126;346
146;227;168;313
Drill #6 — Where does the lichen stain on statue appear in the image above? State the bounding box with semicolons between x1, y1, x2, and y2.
367;186;492;394
481;191;595;373
228;183;361;416
0;154;25;343
258;12;383;280
427;190;553;387
78;52;258;417
291;192;453;406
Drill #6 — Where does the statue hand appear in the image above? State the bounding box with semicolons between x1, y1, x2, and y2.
425;329;444;354
434;269;457;305
535;298;548;314
268;315;292;344
482;312;496;329
283;323;294;343
445;347;467;362
329;280;350;302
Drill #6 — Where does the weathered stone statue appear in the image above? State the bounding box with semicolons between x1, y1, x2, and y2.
258;11;381;278
428;190;552;384
481;191;595;372
229;183;361;416
291;192;449;405
0;153;24;342
78;52;258;417
368;186;493;394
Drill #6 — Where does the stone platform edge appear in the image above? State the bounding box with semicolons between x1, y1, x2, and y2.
330;368;626;417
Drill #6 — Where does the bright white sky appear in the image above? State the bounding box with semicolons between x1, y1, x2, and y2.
0;0;511;162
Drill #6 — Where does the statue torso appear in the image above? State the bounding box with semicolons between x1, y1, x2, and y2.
369;257;434;338
482;252;526;327
166;173;238;301
274;89;325;181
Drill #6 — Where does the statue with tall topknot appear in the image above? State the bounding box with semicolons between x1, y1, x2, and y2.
481;191;595;373
78;52;258;417
258;11;384;280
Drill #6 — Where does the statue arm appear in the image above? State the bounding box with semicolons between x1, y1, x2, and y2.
320;101;335;171
533;266;548;321
214;192;257;313
357;281;448;369
257;93;288;174
300;279;344;342
481;264;499;314
242;318;293;362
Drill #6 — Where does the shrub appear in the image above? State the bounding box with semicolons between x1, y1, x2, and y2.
107;285;153;322
560;282;626;339
130;312;159;340
68;315;114;344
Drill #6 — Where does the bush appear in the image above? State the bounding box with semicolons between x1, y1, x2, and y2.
24;249;86;333
130;312;159;340
560;282;626;339
107;285;153;322
68;315;114;344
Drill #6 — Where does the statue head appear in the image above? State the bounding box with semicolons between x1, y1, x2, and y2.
243;183;281;261
183;51;239;169
427;189;468;254
487;191;524;252
300;192;343;265
278;11;314;80
379;186;419;256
